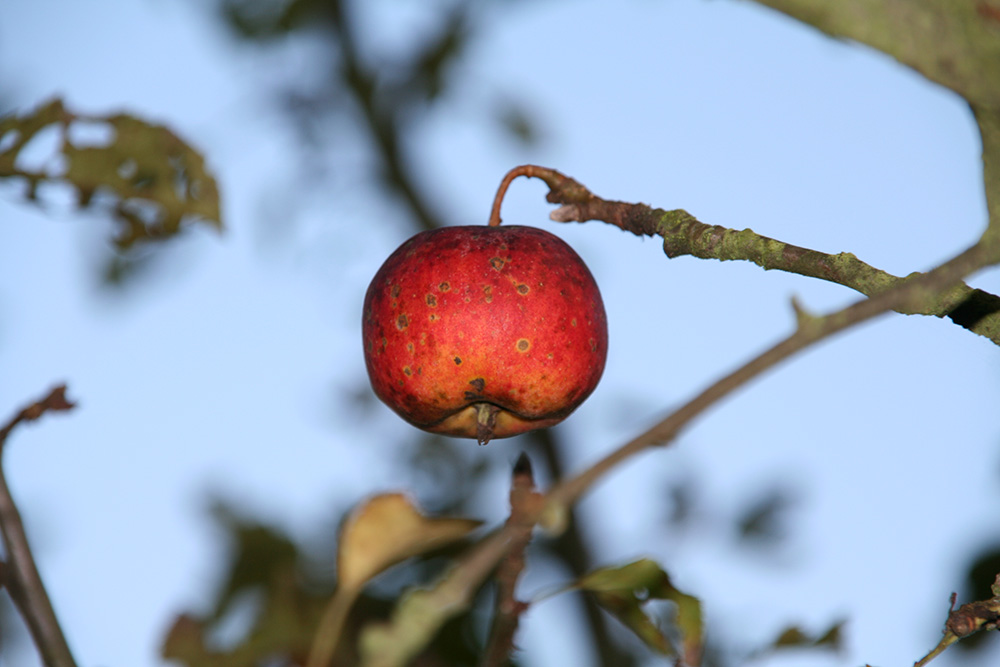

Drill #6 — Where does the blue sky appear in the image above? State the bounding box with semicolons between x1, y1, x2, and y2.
2;1;999;666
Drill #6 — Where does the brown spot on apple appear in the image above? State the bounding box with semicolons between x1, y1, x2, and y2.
489;257;506;271
438;281;451;292
396;314;409;330
407;342;415;353
483;285;493;303
429;313;439;322
469;377;485;393
454;356;462;365
391;284;401;298
426;294;437;307
516;338;530;352
571;318;577;327
403;366;413;376
516;284;529;295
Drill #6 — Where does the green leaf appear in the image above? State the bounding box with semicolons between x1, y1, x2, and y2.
577;559;704;664
752;1;1000;109
0;97;222;249
358;528;511;667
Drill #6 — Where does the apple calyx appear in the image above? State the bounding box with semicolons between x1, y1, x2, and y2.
475;403;501;446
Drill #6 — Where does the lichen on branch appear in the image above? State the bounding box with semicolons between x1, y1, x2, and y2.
489;164;1000;346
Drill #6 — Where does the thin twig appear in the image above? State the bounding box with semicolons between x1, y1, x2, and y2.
531;429;637;666
481;453;540;667
546;242;995;513
915;581;1000;666
327;0;442;232
0;384;78;667
365;218;999;664
490;165;1000;345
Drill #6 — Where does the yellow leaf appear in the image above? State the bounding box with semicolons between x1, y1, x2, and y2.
338;493;481;591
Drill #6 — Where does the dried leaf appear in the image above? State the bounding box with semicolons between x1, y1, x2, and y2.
756;618;845;656
0;97;222;249
358;528;510;667
577;559;704;664
338;493;481;591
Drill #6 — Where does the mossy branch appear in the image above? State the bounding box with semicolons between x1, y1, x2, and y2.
490;165;1000;346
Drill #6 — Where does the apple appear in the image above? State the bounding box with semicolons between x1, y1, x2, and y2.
362;225;607;444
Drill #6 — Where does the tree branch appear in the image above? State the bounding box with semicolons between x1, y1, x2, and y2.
916;580;1000;667
544;236;996;514
490;165;1000;345
327;0;443;232
0;385;78;667
480;454;539;667
531;429;638;667
369;236;998;664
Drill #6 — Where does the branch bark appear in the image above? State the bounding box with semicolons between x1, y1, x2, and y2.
372;166;1000;663
480;454;539;667
0;385;78;667
490;164;1000;345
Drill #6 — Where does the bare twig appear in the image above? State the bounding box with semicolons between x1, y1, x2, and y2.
545;241;995;513
366;224;999;663
0;385;78;667
531;429;637;666
366;165;1000;661
481;453;541;667
491;165;1000;345
327;0;442;232
915;580;1000;666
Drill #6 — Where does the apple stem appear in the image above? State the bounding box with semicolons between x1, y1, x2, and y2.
475;403;500;445
488;164;593;227
488;165;550;227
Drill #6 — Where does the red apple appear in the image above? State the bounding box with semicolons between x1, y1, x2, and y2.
362;225;607;444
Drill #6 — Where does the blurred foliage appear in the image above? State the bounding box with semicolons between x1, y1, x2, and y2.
735;486;796;549
747;619;844;661
574;559;704;664
2;0;996;665
216;0;538;233
0;98;221;250
955;545;1000;653
161;498;489;667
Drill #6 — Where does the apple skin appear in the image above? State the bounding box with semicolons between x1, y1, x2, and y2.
362;225;607;443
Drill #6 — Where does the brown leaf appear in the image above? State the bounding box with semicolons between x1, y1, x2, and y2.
337;493;481;591
0;97;222;249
